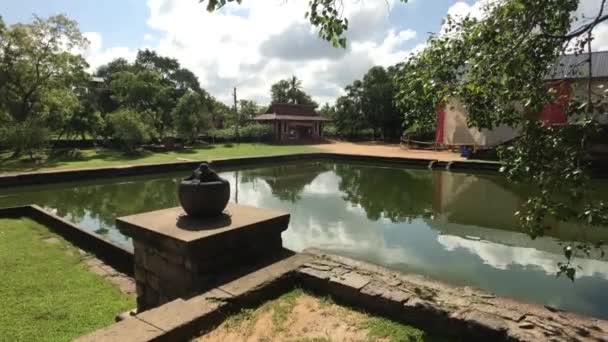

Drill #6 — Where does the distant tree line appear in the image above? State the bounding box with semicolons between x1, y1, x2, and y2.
0;14;409;161
0;15;272;158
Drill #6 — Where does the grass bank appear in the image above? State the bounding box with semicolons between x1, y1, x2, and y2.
0;143;319;174
0;218;135;342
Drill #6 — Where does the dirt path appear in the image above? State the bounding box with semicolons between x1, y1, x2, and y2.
316;141;465;162
198;289;430;342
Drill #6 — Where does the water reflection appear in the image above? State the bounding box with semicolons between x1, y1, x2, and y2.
0;161;607;318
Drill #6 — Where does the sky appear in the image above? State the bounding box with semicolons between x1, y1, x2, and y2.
3;0;607;105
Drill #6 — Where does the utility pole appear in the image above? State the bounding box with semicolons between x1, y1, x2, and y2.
233;87;239;145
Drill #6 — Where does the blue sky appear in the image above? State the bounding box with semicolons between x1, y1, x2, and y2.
3;0;151;47
3;0;463;50
2;0;477;103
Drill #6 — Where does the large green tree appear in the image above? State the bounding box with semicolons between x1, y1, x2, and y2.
97;49;204;139
0;15;88;156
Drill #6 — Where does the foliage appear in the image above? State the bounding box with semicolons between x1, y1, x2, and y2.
394;0;608;236
0;218;134;342
238;99;261;121
0;15;88;155
270;75;316;106
172;91;213;143
99;49;210;139
333;83;366;138
328;66;403;140
106;108;151;152
3;119;50;160
211;123;273;142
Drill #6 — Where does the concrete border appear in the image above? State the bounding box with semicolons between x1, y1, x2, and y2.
0;205;134;275
0;152;500;188
75;252;313;342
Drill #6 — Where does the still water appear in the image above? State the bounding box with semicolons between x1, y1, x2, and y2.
1;161;607;318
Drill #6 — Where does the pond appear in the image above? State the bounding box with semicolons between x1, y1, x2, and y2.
1;160;607;318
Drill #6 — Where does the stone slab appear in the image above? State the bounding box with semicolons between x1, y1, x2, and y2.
74;315;163;342
136;290;229;337
117;203;289;252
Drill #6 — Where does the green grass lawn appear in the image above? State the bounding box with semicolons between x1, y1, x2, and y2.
0;143;319;174
0;218;135;342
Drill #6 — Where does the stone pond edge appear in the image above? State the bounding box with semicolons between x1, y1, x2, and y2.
0;152;501;188
75;249;608;342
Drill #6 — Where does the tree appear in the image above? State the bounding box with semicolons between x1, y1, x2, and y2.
95;58;133;114
361;66;402;140
109;69;174;139
97;50;205;139
107;108;151;152
209;98;231;128
393;0;608;277
334;80;366;139
4;119;50;160
233;99;260;125
270;76;316;106
0;15;88;156
204;0;608;277
172;91;213;143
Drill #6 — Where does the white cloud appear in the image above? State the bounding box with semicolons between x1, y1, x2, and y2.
81;31;137;72
81;0;417;104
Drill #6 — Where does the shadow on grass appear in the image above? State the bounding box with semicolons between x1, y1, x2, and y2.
0;148;155;173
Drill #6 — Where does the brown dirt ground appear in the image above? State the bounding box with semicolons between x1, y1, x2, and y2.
197;290;429;342
316;141;466;162
199;293;375;342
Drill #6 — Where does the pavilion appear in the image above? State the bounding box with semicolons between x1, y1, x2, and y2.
253;103;330;143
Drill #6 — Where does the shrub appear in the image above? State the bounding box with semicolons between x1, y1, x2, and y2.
4;119;50;160
107;108;151;152
209;123;273;142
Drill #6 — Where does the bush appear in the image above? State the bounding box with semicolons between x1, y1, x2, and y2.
107;108;151;152
4;119;50;160
209;123;273;142
323;124;338;138
239;123;273;141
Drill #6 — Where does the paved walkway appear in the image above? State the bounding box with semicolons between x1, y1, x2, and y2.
316;141;466;162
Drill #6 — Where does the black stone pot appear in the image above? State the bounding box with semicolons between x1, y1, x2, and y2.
178;179;230;217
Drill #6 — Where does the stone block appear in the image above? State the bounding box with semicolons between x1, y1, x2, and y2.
361;281;411;304
117;204;290;311
329;271;371;290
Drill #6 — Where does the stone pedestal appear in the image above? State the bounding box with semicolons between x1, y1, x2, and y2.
117;203;290;311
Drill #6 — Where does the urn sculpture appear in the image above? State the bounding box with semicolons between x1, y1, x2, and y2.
178;162;230;217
